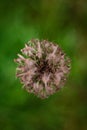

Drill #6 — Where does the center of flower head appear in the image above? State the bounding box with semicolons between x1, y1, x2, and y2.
38;60;51;74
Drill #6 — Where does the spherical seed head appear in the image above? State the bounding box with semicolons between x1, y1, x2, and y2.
14;39;71;99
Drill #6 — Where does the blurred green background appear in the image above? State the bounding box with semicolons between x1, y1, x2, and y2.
0;0;87;130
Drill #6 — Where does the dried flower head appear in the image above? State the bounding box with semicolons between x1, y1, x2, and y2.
14;39;71;99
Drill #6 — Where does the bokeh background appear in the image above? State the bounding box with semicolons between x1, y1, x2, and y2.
0;0;87;130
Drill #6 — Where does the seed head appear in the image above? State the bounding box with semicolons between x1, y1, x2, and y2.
14;39;71;99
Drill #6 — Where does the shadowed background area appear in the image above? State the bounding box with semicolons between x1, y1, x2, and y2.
0;0;87;130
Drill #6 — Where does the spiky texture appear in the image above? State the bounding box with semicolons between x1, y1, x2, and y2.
14;39;71;99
